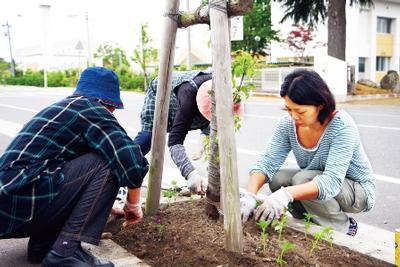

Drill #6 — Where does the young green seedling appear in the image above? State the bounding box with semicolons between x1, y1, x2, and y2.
162;180;180;203
155;217;165;236
272;215;288;241
309;225;334;256
255;199;263;209
276;240;295;266
256;219;269;252
303;212;316;239
322;226;334;250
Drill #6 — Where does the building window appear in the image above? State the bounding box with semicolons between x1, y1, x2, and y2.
376;57;390;71
377;17;392;33
358;57;366;73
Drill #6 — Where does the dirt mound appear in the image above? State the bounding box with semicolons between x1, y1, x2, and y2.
110;199;391;266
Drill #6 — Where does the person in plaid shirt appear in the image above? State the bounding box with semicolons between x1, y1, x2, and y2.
0;67;148;267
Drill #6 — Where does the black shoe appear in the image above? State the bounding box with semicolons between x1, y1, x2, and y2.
346;217;358;237
27;236;57;264
42;246;114;267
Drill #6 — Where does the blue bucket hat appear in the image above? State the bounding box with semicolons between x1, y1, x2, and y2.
74;67;124;109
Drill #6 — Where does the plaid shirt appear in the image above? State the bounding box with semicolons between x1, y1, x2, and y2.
140;70;211;132
0;95;148;236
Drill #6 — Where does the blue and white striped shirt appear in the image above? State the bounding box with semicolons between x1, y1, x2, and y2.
250;110;375;211
0;95;148;236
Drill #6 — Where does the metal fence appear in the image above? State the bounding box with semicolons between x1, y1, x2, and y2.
251;67;313;94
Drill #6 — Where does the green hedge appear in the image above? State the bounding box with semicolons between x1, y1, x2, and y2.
5;68;148;92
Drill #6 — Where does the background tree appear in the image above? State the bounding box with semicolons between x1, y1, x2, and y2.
286;25;317;62
0;58;11;84
131;22;158;91
275;0;373;61
231;0;279;57
94;43;130;70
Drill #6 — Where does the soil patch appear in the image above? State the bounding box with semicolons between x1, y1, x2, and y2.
354;84;390;95
110;199;391;267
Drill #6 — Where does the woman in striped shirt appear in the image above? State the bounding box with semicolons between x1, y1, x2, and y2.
240;69;375;236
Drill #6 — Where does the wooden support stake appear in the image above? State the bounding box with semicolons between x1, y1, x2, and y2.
145;0;180;215
209;0;243;253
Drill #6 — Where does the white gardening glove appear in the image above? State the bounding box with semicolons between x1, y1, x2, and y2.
255;187;293;222
240;191;257;223
187;170;208;195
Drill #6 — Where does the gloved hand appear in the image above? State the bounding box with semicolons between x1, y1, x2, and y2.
254;187;293;222
240;191;257;223
187;170;208;195
122;201;143;227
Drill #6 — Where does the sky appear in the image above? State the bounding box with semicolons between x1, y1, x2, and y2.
0;0;210;63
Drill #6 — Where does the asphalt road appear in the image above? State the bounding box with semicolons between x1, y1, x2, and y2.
0;86;399;232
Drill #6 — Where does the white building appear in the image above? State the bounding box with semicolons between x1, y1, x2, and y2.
270;0;400;84
15;39;90;72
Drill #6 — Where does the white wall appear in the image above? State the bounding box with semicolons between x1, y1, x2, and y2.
314;54;348;101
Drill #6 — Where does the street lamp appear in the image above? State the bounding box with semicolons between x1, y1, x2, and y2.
2;21;16;77
68;11;93;67
39;0;52;88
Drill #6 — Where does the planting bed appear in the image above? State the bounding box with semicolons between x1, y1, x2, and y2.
110;199;391;266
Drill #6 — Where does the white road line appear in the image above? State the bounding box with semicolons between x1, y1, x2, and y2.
0;119;23;137
357;124;400;131
245;114;400;131
2;103;400;131
1;107;400;185
0;103;38;113
244;114;281;120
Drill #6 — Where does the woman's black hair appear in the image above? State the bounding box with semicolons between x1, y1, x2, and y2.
280;69;336;124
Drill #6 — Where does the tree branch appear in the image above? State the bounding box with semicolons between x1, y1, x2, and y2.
178;0;253;28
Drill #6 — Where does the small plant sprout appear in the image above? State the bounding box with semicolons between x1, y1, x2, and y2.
303;212;316;239
275;240;295;266
256;219;269;252
155;217;165;236
162;180;180;203
272;215;288;241
322;226;334;250
309;225;334;256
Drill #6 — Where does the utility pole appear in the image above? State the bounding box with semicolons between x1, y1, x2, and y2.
2;21;16;77
85;11;93;66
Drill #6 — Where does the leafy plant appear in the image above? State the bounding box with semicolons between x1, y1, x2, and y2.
323;226;334;250
303;212;316;239
256;219;269;252
309;226;334;256
231;50;256;104
272;215;288;241
276;240;295;266
131;22;158;91
155;216;165;237
231;0;280;57
162;180;180;203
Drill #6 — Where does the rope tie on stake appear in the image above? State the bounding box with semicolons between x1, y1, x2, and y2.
164;11;181;23
209;0;228;13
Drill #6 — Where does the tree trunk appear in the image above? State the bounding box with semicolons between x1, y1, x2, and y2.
145;0;179;215
210;0;243;253
327;0;346;61
205;84;221;221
